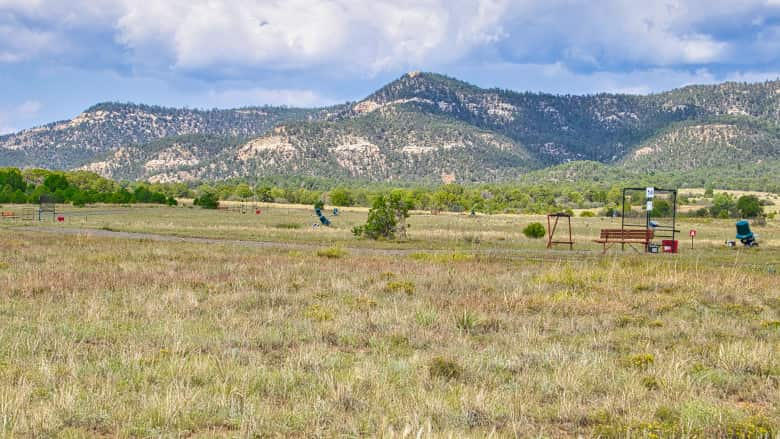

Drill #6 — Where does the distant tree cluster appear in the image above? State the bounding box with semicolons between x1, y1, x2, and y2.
163;176;776;220
688;193;765;218
0;167;175;206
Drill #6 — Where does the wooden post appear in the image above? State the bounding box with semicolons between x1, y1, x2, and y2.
546;213;574;250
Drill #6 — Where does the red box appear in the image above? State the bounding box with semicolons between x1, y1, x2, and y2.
662;240;678;253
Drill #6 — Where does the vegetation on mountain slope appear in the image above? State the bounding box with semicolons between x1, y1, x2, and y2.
622;116;780;172
2;73;780;186
78;134;247;182
148;107;541;183
0;104;317;169
360;72;698;163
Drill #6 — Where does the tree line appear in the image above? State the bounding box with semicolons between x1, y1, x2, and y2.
1;166;771;219
182;179;772;219
0;168;176;206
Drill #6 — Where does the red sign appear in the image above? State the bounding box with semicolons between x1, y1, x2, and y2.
690;229;697;237
57;216;65;222
255;209;262;215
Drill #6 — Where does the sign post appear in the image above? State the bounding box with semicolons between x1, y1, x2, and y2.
689;229;697;249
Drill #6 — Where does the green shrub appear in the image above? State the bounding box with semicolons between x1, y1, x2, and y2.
726;416;775;438
429;356;463;380
316;247;347;259
455;310;480;332
641;376;660;390
274;223;301;229
353;192;411;240
329;188;354;206
625;353;655;369
522;222;546;239
736;195;763;218
415;310;438;326
580;211;595;217
194;192;219;209
650;199;672;217
383;281;415;295
304;304;334;321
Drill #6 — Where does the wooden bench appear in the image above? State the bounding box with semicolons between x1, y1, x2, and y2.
1;211;17;220
594;228;653;254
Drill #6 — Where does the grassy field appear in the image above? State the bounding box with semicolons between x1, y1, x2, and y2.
0;205;778;437
2;201;778;251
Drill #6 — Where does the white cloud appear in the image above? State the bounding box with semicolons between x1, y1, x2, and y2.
204;87;336;108
0;100;42;135
0;0;510;72
112;0;510;74
0;22;58;63
3;0;780;124
499;0;761;67
2;0;780;74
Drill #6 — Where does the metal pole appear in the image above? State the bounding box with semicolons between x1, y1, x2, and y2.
646;189;651;253
621;188;627;252
672;190;677;244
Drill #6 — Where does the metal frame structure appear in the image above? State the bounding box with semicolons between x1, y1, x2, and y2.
621;187;678;251
546;212;574;250
22;207;36;221
39;195;56;221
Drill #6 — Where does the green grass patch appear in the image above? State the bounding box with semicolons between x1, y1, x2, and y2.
316;246;347;259
274;222;301;229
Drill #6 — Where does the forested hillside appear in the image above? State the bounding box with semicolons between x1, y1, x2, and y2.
2;72;779;188
0;104;318;169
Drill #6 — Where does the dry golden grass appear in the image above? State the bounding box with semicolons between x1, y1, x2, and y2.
0;207;778;437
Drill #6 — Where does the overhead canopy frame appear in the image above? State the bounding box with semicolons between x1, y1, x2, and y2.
621;187;679;250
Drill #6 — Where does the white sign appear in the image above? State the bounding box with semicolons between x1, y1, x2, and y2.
646;201;653;211
646;187;655;199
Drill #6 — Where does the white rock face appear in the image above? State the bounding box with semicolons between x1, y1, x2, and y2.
148;170;197;184
143;144;200;172
353;98;435;114
332;136;387;175
237;136;296;160
401;142;464;154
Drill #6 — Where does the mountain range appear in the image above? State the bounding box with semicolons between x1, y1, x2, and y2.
2;71;780;185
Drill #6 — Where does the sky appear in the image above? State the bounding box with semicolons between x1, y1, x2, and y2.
2;0;780;134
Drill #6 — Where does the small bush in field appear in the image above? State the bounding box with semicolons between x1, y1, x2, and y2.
522;222;546;239
726;416;775;438
455;310;480;332
352;192;411;240
429;356;463;380
316;247;347;259
641;376;660;390
383;280;414;295
274;223;301;229
625;353;655;369
194;192;219;209
304;304;333;321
